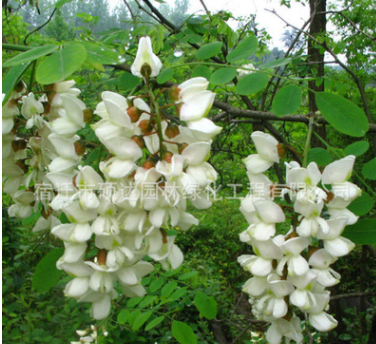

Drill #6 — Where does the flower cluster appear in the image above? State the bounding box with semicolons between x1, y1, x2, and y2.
3;36;221;321
238;131;360;344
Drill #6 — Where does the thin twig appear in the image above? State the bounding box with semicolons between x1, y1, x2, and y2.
330;291;376;301
199;0;210;16
123;0;136;21
24;7;57;45
107;63;376;134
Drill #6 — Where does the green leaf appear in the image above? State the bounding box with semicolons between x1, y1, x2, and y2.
236;72;269;95
362;157;376;180
344;141;369;157
2;63;31;105
316;92;369;137
3;45;58;67
127;310;141;327
54;0;75;8
157;68;174;84
133;311;152;331
343;219;376;245
348;192;375;216
127;296;144;308
259;57;291;69
187;33;202;44
138;295;157;308
169;287;188;301
210;68;236;85
172;321;197;344
272;85;302;117
178;271;199;280
196;42;222;59
81;42;121;64
32;248;64;293
119;72;141;91
194;291;217;320
145;316;165;331
307;148;332;166
192;65;211;80
226;36;258;63
161;281;177;297
117;310;130;324
149;278;165;293
36;43;87;84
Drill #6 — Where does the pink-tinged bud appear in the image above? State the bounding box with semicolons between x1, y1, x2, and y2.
277;143;286;158
178;142;189;154
97;250;107;266
131;135;144;149
139;119;154;134
142;160;155;170
127;106;142;123
165;124;180;139
163;151;173;164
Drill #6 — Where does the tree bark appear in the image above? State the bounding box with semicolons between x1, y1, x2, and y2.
308;0;327;147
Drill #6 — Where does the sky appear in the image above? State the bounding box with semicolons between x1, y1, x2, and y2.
108;0;311;49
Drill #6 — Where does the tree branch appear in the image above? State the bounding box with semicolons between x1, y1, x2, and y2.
107;63;376;134
24;7;57;45
330;291;376;301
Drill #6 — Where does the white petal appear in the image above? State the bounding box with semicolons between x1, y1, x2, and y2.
322;155;355;184
309;312;338;332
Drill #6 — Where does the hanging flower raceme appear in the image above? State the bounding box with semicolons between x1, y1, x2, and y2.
238;131;360;343
3;36;221;324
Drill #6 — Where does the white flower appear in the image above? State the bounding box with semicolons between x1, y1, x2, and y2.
244;131;279;174
21;93;44;129
266;315;303;344
131;36;162;78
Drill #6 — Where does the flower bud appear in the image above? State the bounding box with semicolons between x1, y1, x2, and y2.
169;86;180;102
97;249;107;266
139;119;154;134
74;141;86;156
142;160;155;170
165;124;180;139
127;106;142;123
277;143;286;158
131;135;144;149
163;151;173;163
83;108;94;123
178;142;189;154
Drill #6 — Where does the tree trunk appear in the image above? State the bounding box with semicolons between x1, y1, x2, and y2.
308;0;327;147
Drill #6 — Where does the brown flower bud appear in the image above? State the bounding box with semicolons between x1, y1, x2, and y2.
165;124;180;139
142;160;155;170
163;151;173;164
277;143;286;158
169;86;180;102
83;108;94;123
178;142;189;154
139;119;154;134
97;249;107;266
74;141;86;156
127;106;142;123
131;135;144;149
